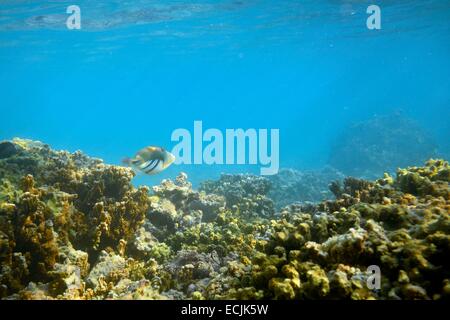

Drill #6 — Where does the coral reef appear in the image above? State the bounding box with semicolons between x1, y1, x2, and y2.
328;113;438;178
0;139;449;300
200;173;274;218
268;167;345;209
0;139;149;299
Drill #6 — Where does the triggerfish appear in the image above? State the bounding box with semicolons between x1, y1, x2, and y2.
122;146;175;175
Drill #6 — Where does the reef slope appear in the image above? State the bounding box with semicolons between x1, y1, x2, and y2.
0;139;449;300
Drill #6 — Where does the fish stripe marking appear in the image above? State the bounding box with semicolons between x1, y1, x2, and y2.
144;159;160;173
145;160;159;173
137;161;147;169
141;159;156;171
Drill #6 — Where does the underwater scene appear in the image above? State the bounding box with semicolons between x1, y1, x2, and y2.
0;0;449;300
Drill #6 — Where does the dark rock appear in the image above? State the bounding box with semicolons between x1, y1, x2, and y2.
0;141;20;159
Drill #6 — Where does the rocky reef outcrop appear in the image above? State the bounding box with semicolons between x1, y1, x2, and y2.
0;138;449;300
200;173;275;218
268;167;345;209
328;113;438;178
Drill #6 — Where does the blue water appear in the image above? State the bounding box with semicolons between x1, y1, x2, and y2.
1;0;449;186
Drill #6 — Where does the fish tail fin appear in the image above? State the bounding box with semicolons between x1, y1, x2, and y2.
122;157;131;166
